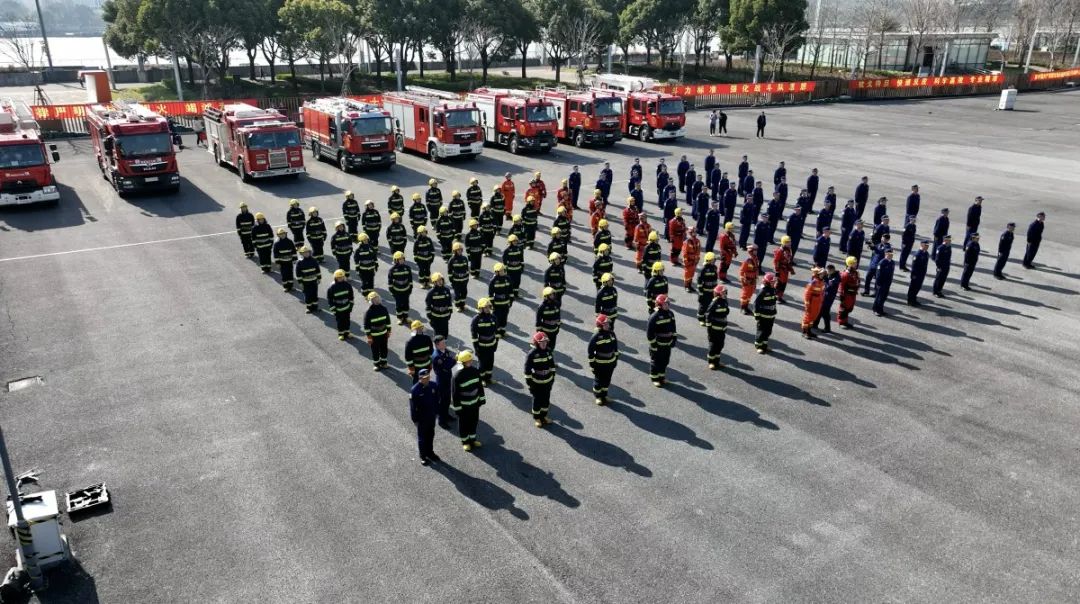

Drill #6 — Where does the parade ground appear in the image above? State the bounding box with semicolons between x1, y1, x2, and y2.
1;90;1078;603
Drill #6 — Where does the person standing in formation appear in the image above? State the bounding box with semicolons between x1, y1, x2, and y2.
801;267;825;339
739;244;760;315
363;292;391;371
1022;212;1045;269
705;284;729;369
286;198;305;246
235;202;255;258
409;369;441;466
452;350;486;452
353;233;377;298
960;232;981;290
327;269;355;341
647;294;677;387
524;332;556;425
907;241;930;306
425;273;453;339
296;246;321;314
933;235;953;298
814;264;841;334
837;256;860;328
587;314;619;405
993;223;1015;279
754;273;778;353
697;252;719;325
773;236;795;304
273;228;296;292
405;320;433;383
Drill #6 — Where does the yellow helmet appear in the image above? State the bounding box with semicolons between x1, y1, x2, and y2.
393;251;405;261
526;195;536;202
648;231;659;242
469;177;478;185
365;199;375;206
534;171;541;178
512;214;521;223
626;196;635;203
333;269;346;279
561;178;568;185
507;234;519;243
548;252;561;262
254;212;265;220
239;202;248;208
357;232;369;243
593;188;602;196
557;205;566;214
430;272;443;283
550;227;560;236
289;198;299;207
391;185;400;192
411;319;424;330
652;261;664;273
457;350;474;363
437;206;447;215
674;208;682;217
492;185;501;192
452;241;464;251
704;251;716;263
452;190;460;198
598;219;609;229
493;262;505;272
724;221;734;231
416;225;427;234
390;212;401;220
781;235;791;244
481;203;490;210
600;272;613;284
477;297;492;309
469;218;479;228
367;292;380;301
846;256;857;267
597;243;610;253
542;286;555;297
277;227;287;236
297;245;309;254
335;220;344;228
345;190;354;199
308;206;318;214
428;178;437;186
411;193;422;201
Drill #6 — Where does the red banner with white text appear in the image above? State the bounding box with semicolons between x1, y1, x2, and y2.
849;73;1004;91
658;81;817;96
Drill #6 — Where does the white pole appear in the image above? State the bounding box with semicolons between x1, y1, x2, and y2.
395;44;403;91
171;51;184;101
102;37;115;90
753;44;762;83
1024;17;1039;73
1071;32;1079;67
939;40;950;76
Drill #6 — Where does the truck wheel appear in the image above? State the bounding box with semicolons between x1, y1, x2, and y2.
239;160;252;183
574;130;586;147
214;144;225;167
311;141;320;159
508;135;519;155
638;126;651;142
428;142;440;163
395;135;404;152
338;153;349;173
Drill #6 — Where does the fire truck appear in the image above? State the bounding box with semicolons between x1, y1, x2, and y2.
535;87;622;147
464;88;558;154
301;97;395;171
382;86;483;162
0;99;61;206
203;103;305;181
86;101;181;195
590;73;686;142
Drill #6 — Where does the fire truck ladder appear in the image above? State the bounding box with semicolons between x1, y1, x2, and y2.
305;97;379;114
404;86;462;101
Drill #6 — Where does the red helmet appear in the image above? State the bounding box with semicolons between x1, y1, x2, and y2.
655;294;669;306
532;331;548;344
763;272;777;284
713;284;727;296
596;314;609;326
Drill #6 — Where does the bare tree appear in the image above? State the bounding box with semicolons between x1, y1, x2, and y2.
805;0;840;78
760;21;804;80
1012;0;1040;64
566;13;606;87
903;0;942;74
0;22;40;71
971;0;1015;33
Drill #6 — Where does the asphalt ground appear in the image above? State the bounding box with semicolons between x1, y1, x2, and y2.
1;90;1079;603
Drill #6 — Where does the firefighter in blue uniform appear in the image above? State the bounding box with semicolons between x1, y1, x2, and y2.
545;252;567;304
448;241;471;311
502;234;525;299
587;314;619;405
452;189;469;234
568;165;582;209
697;252;718;325
425;178;443;218
479;203;498;255
862;234;890;295
342;190;360;235
464;219;485;277
932;235;952;297
327;269;355;340
907;241;930;306
647;294;677;386
594;269;620;325
413;225;435;287
593;243;614;288
754;273;778;354
387;185;405;217
960;232;980;290
425;273;453;339
642;231;662;283
408;192;428;234
848;220;867;266
386;212;408;255
535;287;562;351
435;207;455;259
645;261;669;313
993;223;1015;279
353;232;377;297
471;298;499;386
409;369;440;466
235;202;255;258
705;284;729;369
273;228;296;291
466;179;484;218
524;332;557;426
361;199;381;248
405;320;433;383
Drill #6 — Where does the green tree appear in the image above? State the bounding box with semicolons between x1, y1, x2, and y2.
687;0;727;72
727;0;808;77
279;0;357;87
462;0;517;84
505;0;539;78
619;0;691;69
423;0;467;80
102;0;157;61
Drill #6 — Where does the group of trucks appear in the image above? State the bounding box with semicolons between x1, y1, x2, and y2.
16;74;686;205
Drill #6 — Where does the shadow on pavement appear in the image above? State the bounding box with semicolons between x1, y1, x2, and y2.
666;382;781;430
607;400;714;450
432;461;529;520
0;183;94;232
545;423;652;477
475;434;581;508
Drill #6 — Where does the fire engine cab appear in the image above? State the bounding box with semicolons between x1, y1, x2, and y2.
301;97;395;171
382;86;483;162
464;88;558;154
590;73;686;142
86;101;181;195
203;103;305;181
535;87;622;147
0;99;60;206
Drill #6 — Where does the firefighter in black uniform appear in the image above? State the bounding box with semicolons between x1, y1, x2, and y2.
488;263;513;338
448;241;471;311
508;214;526;245
547;227;568;259
524;331;556;427
464;219;485;277
362;199;382;248
342;190;360;235
285;198;305;246
450;189;468;235
425;178;443;218
363;292;391;370
408;192;428;234
387;185;405;217
754;273;778;354
593;243;614;288
413;225;435;287
306;206;327;261
479;203;498;255
436;206;455;259
273;228;297;291
425;272;454;339
642;231;662;284
296;246;321;313
353;232;378;297
327;269;355;340
553;205;571;241
645;261;669;313
544;252;567;304
330;221;353;276
594;218;612;253
502;234;525;299
252;212;274;272
388;251;414;325
471;298;499;385
466;178;484;218
489;185;506;232
235;202;255;258
595;272;619;330
405;320;433;383
587;314;619;405
386;212;408;256
646;294;677;387
522;199;540;248
535;287;562;351
705;284;729;368
452;350;486;451
697;252;718;324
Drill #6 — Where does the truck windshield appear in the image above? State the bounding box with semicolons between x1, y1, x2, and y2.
525;105;558;122
116;133;172;158
247;130;302;149
658;99;685;115
444;110;478;128
349;117;391;136
0;143;46;168
594;98;622;117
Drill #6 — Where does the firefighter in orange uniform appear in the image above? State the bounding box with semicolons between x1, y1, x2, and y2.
719;222;738;283
500;173;515;218
588;188;603;215
837;256;860;329
634;217;653;270
739;244;760;314
801;267;825;338
622;197;641;249
682;229;701;292
668;208;687;266
529;171;547;210
590;199;606;236
556;179;573;222
772;235;796;304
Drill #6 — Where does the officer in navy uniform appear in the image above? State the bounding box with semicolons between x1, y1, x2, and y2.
964;196;982;248
907;240;931;306
862;234;890;296
587;314;619;405
872;249;895;316
838;199;856;253
854;176;870;219
993;223;1015;279
899;215;916;271
847;220;867;267
932;208;950;260
430;336;456;428
786;206;806;256
905;185;920;219
812;227;832;269
409;369;441;466
1022;212;1045;269
932;235;953;297
960;232;981;290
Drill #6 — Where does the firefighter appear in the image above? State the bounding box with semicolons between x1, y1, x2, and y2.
801;267;825;338
960;232;980;290
668;207;687;266
994;223;1015;279
839;199;856;253
932;235;952;297
306;207;327;261
450;189;468;235
342;190;360;235
405;320;434;383
587;314;619;405
814;264;841;334
362;199;382;248
386;212;408;256
425;272;453;339
388;251;414;325
837;256;860;328
697;252;718;324
387;184;405;217
488;263;513;338
522;197;540;248
752;213;771;267
647;294;677;387
645;261;669;314
553;205;571;239
330;221;353;276
719;222;737;282
545;252;567;304
595;272;619;330
1022;212;1045;269
590;200;606;237
524;332;556;426
754;273;778;353
327;269;355;341
409;368;441;466
252;212;274;272
235;202;255;258
448;241;471;312
872;248;896;316
466;177;484;218
408;192;428;234
352;232;378;297
547;227;568;259
634;217;653;270
723;182;738;224
705;284;729;369
364;292;391;370
413;225;435;287
623;197;641;249
508;213;525;243
285;198;305;246
593;243;614;288
704;200;722;252
502;234;525;299
594;219;612;253
464;218;484;277
425;178;443;218
773;236;795;303
739;245;760;314
500;173;515;218
431;335;456;428
598;163;612;203
557;179;573;221
273;228;297;291
488;186;505;232
641;231;662;284
436;206;455;259
848;220;866;267
479;203;498;255
297;246;321;313
907;241;930;306
535;286;562;351
683;230;701;291
471;298;499;385
530;171;547;210
452;350;486;451
588;188;603;216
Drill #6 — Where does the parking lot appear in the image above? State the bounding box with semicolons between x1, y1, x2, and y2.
1;90;1079;603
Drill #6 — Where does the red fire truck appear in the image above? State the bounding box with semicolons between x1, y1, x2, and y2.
535;87;622;147
301;97;395;171
0;99;61;206
203;103;305;181
591;74;686;142
382;87;483;162
464;88;558;154
86;101;181;195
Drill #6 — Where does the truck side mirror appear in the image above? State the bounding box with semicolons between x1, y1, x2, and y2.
51;151;60;162
49;144;57;151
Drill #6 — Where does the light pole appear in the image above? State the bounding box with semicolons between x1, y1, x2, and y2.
32;0;52;74
0;426;45;591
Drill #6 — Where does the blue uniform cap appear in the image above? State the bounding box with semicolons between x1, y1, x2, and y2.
418;369;430;378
